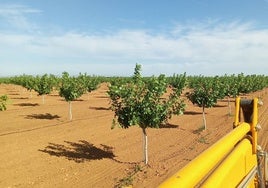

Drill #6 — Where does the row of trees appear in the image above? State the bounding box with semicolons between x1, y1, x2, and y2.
108;65;268;164
186;74;268;129
1;67;268;164
2;72;268;101
2;73;100;120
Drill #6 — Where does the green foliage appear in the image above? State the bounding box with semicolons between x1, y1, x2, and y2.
59;72;87;102
108;65;186;130
221;74;239;98
34;74;54;96
84;75;101;93
0;95;9;111
69;73;100;94
47;74;61;90
133;63;142;84
186;78;218;109
212;76;226;100
168;72;187;95
19;75;37;92
187;74;268;97
4;74;60;94
237;73;268;94
0;77;10;84
107;77;132;87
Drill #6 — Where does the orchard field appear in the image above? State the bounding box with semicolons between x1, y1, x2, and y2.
1;72;268;187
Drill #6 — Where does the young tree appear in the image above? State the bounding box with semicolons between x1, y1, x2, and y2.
34;74;54;104
108;64;186;165
186;78;219;130
221;74;240;116
0;95;9;111
59;72;87;121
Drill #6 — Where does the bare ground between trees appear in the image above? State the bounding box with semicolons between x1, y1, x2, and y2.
0;83;268;188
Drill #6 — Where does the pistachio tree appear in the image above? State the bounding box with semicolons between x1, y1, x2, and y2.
186;78;219;130
108;64;186;164
34;74;54;104
59;72;87;121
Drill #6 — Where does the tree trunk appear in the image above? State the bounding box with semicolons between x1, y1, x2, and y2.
142;128;148;165
202;105;207;130
69;101;72;121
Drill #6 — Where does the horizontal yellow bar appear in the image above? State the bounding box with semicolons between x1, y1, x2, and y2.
159;123;251;188
202;138;257;187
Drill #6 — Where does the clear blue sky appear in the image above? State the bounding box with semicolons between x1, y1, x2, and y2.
1;0;268;76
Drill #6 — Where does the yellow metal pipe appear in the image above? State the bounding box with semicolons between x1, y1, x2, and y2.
234;97;241;127
202;138;257;188
159;123;250;188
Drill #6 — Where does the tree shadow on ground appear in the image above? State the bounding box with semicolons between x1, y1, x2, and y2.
184;111;203;115
14;103;39;107
8;93;20;96
95;96;109;99
26;113;60;120
11;97;29;100
39;140;115;163
89;106;110;111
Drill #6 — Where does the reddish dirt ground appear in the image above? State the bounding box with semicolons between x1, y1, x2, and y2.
0;83;268;188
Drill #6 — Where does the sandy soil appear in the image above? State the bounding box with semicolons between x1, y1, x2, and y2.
0;83;268;188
